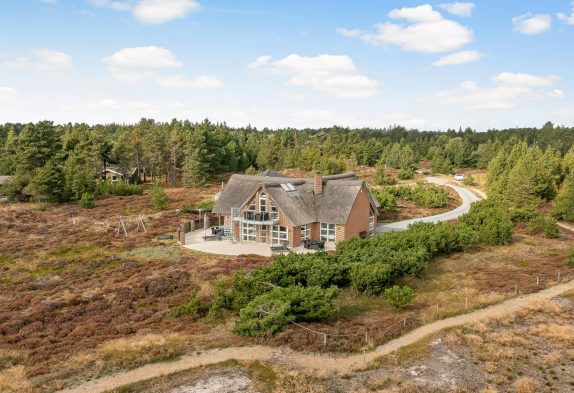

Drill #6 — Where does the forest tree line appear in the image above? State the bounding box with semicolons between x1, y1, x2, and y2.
1;118;574;204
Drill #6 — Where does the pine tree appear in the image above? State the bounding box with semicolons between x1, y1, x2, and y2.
182;148;208;187
30;159;68;202
553;173;574;221
150;183;170;211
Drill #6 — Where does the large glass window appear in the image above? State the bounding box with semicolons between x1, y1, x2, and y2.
369;208;376;237
320;223;336;242
247;198;256;211
259;192;267;212
301;224;310;241
259;225;268;243
241;223;256;242
271;225;288;245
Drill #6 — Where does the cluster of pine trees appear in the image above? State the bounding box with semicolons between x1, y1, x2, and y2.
1;118;574;206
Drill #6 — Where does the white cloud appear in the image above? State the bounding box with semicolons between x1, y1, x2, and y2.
88;0;199;24
439;2;475;17
513;13;552;35
250;54;379;99
425;72;563;109
335;27;365;38
557;2;574;24
104;46;183;69
2;49;71;70
492;72;558;87
92;98;152;110
103;46;221;89
278;92;307;101
0;87;19;102
156;75;222;89
432;50;482;66
338;4;473;53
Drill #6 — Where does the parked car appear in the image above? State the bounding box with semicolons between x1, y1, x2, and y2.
454;173;464;181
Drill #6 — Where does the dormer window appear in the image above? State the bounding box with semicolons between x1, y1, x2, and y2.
248;199;256;211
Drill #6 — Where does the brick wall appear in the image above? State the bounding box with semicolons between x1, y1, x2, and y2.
343;185;372;240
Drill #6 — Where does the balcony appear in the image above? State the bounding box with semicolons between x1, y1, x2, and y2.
232;210;279;224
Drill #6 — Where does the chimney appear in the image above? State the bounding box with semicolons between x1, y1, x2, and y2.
314;172;323;195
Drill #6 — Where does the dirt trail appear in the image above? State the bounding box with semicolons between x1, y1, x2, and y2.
58;279;574;393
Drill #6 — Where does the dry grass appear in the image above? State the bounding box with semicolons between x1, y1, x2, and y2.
0;366;32;393
531;323;574;344
513;377;537;393
479;387;498;393
542;351;561;367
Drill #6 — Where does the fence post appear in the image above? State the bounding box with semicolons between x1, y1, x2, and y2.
536;276;539;287
514;283;518;295
465;297;468;310
364;330;368;345
323;334;327;347
403;317;407;326
435;304;439;319
557;272;561;283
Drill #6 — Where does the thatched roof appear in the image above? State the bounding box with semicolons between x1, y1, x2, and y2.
0;176;13;186
213;172;379;226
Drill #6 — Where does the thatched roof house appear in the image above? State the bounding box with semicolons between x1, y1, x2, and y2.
213;172;379;247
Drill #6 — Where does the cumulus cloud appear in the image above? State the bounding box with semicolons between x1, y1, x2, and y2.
249;54;379;99
88;0;199;24
432;50;482;66
557;2;574;24
513;13;552;35
438;2;475;17
2;49;71;70
338;4;473;54
103;46;221;89
425;72;563;109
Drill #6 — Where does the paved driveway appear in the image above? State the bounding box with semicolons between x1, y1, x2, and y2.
376;177;482;233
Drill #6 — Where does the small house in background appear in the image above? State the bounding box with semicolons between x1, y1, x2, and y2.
0;176;13;196
212;172;379;247
0;176;13;187
101;167;138;184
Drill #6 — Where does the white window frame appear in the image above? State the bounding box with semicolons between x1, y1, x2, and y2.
241;222;256;242
271;225;288;245
247;198;256;212
320;223;336;242
259;192;267;212
301;224;310;241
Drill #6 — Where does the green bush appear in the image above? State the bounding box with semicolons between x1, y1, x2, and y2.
370;188;397;210
460;200;513;245
384;285;416;311
169;289;202;318
233;286;339;337
374;171;396;186
351;263;392;295
78;192;95;209
463;174;476;186
525;214;545;235
151;183;170;211
380;185;448;208
544;218;560;239
96;181;143;196
565;250;574;267
397;168;414;180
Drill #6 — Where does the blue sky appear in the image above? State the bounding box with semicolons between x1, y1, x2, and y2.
1;0;574;130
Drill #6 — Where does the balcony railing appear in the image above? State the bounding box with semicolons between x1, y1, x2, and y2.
243;211;279;222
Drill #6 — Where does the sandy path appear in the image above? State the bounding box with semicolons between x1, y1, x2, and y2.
58;279;574;393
